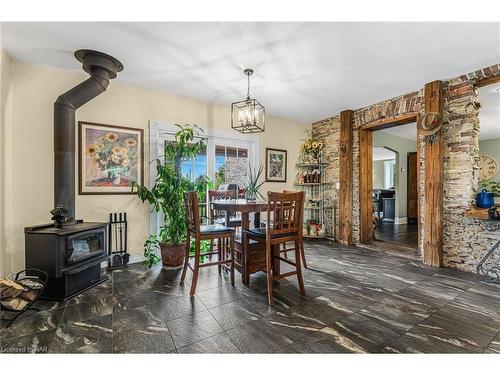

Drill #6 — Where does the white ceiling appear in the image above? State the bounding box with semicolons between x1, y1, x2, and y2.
373;147;396;161
380;122;417;140
1;22;499;123
478;83;500;140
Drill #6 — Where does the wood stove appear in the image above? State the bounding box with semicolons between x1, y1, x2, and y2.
25;220;109;301
22;49;123;301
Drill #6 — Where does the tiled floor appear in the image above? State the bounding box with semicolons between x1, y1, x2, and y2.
1;240;500;353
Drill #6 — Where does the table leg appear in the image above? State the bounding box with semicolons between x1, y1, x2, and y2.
241;212;250;285
254;212;261;228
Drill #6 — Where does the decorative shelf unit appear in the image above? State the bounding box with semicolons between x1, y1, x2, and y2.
294;158;334;239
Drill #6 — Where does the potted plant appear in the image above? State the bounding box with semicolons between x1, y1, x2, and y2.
245;164;265;201
133;124;210;268
478;179;500;208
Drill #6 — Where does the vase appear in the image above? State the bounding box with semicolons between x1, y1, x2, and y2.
477;189;494;208
245;191;257;202
159;242;186;269
112;174;121;185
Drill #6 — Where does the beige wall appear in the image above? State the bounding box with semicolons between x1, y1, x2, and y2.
1;56;308;276
373;129;417;220
1;49;13;277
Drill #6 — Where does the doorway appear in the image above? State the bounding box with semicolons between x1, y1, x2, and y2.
359;115;420;257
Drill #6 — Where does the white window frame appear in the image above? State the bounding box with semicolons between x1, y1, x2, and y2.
148;120;260;236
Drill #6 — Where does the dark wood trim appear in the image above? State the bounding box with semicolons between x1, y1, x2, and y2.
357;115;421;251
265;147;287;182
475;75;500;88
406;151;418;224
360;112;418;131
339;110;353;245
78;121;144;195
422;81;444;267
359;129;373;243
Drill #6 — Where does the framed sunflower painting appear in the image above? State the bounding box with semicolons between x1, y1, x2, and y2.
78;121;144;194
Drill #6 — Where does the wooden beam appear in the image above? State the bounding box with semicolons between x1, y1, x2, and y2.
475;75;500;88
359;128;373;243
416;121;422;254
339;110;353;245
422;80;443;267
360;112;418;131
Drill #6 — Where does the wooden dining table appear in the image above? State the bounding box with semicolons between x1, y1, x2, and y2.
210;199;280;284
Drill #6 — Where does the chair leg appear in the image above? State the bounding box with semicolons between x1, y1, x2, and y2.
242;231;248;286
230;234;235;287
283;242;288;259
265;241;274;305
294;240;306;296
300;240;308;269
181;232;191;282
218;238;223;274
190;239;201;295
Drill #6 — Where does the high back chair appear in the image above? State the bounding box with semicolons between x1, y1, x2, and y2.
243;191;306;305
208;189;241;229
281;190;308;268
181;191;235;295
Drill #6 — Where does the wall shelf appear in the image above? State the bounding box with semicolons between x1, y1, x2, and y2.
295;153;335;239
305;206;335;210
294;182;332;186
295;163;329;168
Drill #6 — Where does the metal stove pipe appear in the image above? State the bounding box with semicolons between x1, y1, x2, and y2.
54;50;123;217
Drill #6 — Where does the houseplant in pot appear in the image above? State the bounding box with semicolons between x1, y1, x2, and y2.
133;124;210;268
245;164;265;201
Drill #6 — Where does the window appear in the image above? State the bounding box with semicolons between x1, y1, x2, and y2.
215;145;248;188
179;143;207;182
384;159;395;189
150;122;259;236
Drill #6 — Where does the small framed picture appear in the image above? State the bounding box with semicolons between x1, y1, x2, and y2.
265;148;287;182
78;121;144;195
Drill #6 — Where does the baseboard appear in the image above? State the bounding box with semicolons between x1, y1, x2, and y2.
128;255;146;264
101;254;145;269
395;217;408;225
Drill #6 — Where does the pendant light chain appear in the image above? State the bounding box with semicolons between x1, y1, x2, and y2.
247;71;251;100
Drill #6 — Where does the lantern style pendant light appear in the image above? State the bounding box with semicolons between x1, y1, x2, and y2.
231;68;265;134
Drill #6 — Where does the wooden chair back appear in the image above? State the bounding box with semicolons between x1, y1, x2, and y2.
266;191;304;239
184;191;200;235
208;189;237;222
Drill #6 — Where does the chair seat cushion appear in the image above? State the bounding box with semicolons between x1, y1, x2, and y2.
200;224;233;234
245;228;292;238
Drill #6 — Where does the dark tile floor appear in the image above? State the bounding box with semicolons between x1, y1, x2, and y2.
375;221;418;247
1;240;499;354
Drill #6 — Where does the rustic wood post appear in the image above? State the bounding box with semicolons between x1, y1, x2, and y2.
422;80;444;267
339;110;353;245
359;128;373;243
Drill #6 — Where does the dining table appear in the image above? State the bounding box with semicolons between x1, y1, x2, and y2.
210;198;280;284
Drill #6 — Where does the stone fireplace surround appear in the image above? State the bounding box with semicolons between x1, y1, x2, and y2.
312;64;500;273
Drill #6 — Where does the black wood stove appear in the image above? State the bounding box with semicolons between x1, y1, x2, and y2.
25;221;109;301
23;49;124;301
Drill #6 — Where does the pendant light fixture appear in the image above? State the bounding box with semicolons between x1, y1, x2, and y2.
231;68;265;134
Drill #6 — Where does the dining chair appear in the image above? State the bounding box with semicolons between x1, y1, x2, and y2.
243;191;306;305
259;190;308;269
208;190;242;229
181;191;235;295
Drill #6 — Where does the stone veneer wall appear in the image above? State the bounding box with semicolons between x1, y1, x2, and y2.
312;63;500;272
311;116;340;238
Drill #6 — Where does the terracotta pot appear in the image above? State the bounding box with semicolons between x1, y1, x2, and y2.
159;242;186;269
